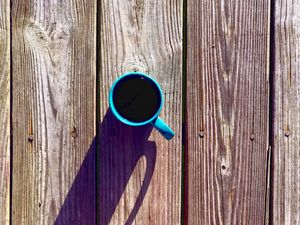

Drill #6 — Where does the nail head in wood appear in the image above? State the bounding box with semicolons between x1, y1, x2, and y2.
284;130;291;137
109;128;116;136
199;131;205;138
221;165;226;170
28;134;34;142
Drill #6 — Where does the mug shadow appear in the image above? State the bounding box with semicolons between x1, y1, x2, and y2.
99;109;157;225
54;109;156;225
54;139;96;225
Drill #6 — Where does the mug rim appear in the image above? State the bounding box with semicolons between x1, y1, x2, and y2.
109;71;164;126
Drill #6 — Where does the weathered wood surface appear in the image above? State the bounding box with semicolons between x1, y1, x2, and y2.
186;0;270;224
11;0;96;224
271;0;300;224
99;0;182;224
0;0;10;224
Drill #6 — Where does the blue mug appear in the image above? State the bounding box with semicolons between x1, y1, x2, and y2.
109;72;174;140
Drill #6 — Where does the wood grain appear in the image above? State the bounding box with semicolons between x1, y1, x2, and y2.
11;0;96;224
98;0;182;224
271;0;300;224
186;0;270;224
0;0;10;224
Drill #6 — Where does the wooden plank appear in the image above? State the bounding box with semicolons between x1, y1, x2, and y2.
271;0;300;224
11;0;96;224
99;0;182;224
0;0;10;224
186;0;270;224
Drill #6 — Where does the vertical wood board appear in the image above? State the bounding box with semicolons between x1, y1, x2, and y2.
0;0;10;224
186;0;270;224
272;0;300;224
11;0;96;224
99;0;182;224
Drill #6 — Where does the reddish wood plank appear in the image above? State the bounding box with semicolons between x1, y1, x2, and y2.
186;0;270;224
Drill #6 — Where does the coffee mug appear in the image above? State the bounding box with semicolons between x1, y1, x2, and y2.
109;72;175;140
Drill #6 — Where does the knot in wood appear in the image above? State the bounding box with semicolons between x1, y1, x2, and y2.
71;126;77;138
125;62;148;73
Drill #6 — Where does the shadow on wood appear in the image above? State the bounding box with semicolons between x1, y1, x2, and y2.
99;109;157;225
53;139;96;225
52;109;156;225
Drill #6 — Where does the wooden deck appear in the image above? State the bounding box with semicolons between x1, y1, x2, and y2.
0;0;299;224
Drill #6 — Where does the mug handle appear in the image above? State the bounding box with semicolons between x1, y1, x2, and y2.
151;117;175;140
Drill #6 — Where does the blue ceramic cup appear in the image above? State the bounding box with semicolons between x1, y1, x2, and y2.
109;72;174;140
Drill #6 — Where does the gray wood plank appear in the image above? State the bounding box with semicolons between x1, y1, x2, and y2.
0;0;10;224
186;0;270;224
11;0;96;224
272;0;300;224
98;0;182;224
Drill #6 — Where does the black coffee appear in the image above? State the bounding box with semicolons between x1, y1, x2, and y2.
113;76;161;122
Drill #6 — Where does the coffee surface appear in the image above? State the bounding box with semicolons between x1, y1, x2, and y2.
113;76;161;122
